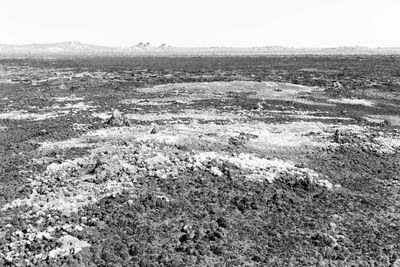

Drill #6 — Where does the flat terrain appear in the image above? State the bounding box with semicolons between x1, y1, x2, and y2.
0;56;400;266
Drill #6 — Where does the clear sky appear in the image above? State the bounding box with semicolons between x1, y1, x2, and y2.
0;0;399;47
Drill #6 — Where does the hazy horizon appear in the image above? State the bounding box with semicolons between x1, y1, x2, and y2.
1;0;399;48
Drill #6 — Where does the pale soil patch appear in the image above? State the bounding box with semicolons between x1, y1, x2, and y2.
192;151;320;184
0;78;12;83
375;136;400;152
289;114;354;121
2;152;132;214
363;117;385;124
299;68;341;73
47;102;96;111
364;89;400;101
291;98;336;106
92;112;111;120
364;115;400;126
259;109;352;121
79;121;365;150
327;98;374;106
125;109;242;121
82;122;322;148
120;98;190;106
265;107;350;119
54;95;85;102
137;81;321;101
0;110;59;120
6;230;91;263
72;123;89;131
48;235;91;258
39;138;94;152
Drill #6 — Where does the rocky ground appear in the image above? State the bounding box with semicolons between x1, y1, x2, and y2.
0;56;400;266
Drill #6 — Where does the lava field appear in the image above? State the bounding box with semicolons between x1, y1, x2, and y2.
0;56;400;266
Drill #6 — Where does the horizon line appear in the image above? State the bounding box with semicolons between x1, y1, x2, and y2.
1;41;400;49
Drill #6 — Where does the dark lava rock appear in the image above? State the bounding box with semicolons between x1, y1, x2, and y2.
333;81;344;89
229;132;257;146
380;119;391;127
333;129;340;143
216;217;229;228
106;109;131;127
70;85;85;91
150;127;158;134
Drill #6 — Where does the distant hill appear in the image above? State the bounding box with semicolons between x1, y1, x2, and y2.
1;41;400;56
0;41;118;54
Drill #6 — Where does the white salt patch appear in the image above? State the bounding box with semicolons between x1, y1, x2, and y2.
328;98;374;106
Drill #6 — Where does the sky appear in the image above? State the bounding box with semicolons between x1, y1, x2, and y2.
0;0;399;48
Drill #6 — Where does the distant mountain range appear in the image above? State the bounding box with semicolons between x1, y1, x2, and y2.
1;41;400;56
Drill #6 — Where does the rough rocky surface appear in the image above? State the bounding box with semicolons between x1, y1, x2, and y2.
0;56;400;266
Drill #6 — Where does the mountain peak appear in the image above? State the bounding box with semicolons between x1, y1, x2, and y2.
159;43;171;49
136;42;152;47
